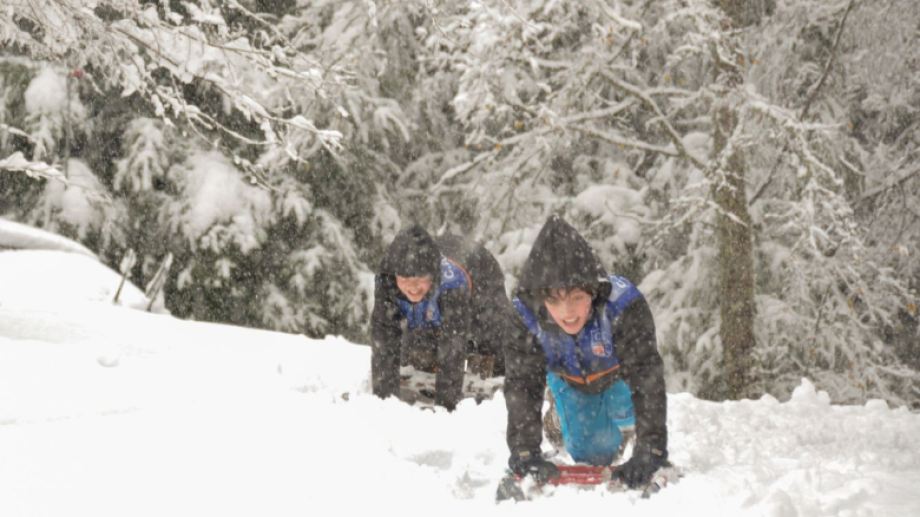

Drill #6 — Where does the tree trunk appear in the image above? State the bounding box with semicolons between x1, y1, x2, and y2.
715;106;754;399
710;6;759;400
712;98;757;400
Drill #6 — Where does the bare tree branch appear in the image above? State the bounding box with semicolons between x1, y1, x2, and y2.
750;0;858;206
800;0;857;120
600;70;707;169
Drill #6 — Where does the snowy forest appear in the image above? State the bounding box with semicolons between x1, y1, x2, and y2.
1;0;918;408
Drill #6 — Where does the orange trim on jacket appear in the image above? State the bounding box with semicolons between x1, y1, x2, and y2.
560;364;621;386
445;257;474;294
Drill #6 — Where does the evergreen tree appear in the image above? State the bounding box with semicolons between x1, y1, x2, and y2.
1;0;916;405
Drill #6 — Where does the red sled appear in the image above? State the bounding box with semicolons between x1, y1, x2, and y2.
496;464;679;502
496;465;612;501
546;464;612;485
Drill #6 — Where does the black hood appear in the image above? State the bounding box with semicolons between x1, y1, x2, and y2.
379;223;442;279
516;215;611;305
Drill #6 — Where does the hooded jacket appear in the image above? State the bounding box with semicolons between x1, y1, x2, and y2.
505;215;668;461
370;225;473;410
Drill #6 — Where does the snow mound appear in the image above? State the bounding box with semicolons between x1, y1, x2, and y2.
0;250;150;310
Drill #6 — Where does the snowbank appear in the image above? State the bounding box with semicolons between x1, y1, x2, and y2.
1;283;918;516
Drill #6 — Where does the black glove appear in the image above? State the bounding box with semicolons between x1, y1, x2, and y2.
613;443;668;489
508;451;560;483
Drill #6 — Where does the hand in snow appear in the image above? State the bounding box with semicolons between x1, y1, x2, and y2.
509;451;559;483
613;443;667;489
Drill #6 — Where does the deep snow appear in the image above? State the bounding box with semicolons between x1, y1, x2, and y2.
1;254;919;516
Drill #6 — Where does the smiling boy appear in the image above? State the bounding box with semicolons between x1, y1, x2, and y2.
504;215;669;488
371;224;514;410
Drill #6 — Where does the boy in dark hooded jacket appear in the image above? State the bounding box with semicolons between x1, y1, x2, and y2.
504;215;668;489
371;224;514;410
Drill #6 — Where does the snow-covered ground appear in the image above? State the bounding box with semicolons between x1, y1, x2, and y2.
2;254;919;516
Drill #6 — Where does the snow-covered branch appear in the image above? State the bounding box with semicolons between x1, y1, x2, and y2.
0;152;65;181
3;0;347;167
599;71;707;169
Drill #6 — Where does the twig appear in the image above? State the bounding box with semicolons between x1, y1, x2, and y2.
424;0;456;47
859;165;920;204
600;71;707;169
225;0;291;47
800;0;857;120
570;124;681;158
750;0;857;206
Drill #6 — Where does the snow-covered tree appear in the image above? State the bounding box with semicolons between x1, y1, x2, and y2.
0;0;916;405
0;2;385;338
385;0;918;404
637;0;918;404
1;0;348;176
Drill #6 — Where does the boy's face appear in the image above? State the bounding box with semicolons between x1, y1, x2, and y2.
396;275;433;303
543;287;592;335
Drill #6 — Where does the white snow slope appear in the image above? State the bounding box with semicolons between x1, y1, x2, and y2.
2;263;919;516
